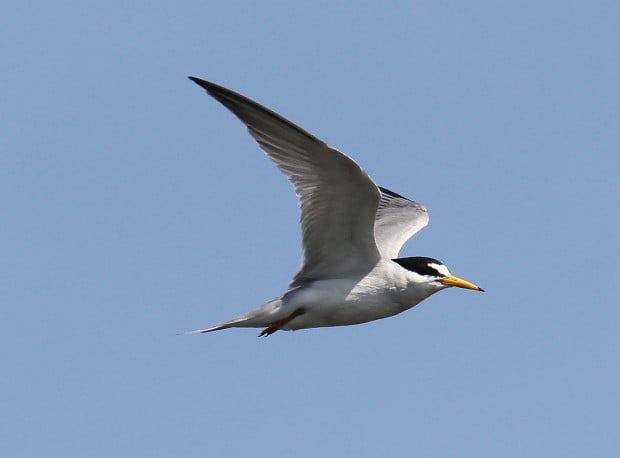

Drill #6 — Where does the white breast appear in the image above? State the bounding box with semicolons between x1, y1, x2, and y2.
283;260;439;330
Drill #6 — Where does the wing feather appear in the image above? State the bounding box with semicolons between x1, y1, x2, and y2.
374;187;429;259
190;77;382;287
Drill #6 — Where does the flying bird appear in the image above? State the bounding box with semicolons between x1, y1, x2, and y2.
188;77;483;336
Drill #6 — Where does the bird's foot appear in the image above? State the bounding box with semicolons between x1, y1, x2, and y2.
259;308;305;337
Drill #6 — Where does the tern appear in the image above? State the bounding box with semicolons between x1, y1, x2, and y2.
188;77;483;336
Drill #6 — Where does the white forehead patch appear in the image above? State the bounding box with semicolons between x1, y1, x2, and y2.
428;262;451;277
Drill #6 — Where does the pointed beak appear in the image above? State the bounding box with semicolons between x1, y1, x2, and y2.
440;275;485;292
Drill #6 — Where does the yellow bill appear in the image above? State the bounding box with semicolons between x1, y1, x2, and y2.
440;275;484;292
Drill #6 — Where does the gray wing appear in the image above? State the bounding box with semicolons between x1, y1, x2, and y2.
190;77;382;287
374;187;429;259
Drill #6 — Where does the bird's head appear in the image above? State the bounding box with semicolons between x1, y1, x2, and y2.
393;256;484;292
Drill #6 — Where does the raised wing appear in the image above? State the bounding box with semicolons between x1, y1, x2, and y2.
190;77;382;287
374;187;429;259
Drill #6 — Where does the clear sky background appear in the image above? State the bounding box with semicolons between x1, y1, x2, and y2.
3;2;619;457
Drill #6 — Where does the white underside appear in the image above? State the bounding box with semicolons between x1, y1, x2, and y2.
196;260;447;333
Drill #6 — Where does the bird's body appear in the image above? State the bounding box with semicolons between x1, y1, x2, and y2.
200;259;441;333
188;77;483;336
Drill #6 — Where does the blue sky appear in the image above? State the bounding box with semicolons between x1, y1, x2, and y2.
3;1;619;456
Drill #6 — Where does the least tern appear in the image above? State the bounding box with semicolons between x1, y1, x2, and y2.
188;77;483;336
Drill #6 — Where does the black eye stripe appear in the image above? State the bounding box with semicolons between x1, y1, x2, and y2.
392;257;445;277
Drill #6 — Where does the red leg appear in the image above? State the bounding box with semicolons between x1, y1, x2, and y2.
259;308;305;337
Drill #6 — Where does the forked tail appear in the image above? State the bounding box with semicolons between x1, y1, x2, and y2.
185;297;285;335
184;318;246;335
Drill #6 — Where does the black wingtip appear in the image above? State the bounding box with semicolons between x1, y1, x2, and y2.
188;76;211;91
378;186;408;200
187;77;241;107
478;287;486;292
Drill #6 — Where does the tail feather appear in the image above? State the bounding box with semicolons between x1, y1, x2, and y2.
185;297;285;335
184;318;246;335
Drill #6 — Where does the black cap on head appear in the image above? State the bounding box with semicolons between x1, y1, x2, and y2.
392;256;446;277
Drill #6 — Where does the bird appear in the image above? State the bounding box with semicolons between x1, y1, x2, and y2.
187;77;483;336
